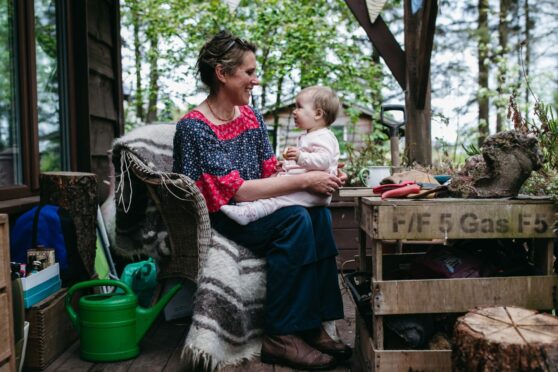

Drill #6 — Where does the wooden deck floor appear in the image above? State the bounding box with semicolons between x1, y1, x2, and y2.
38;278;359;372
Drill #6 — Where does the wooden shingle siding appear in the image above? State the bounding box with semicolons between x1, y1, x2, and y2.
88;39;116;79
89;72;119;121
79;0;123;201
90;117;117;156
87;0;115;46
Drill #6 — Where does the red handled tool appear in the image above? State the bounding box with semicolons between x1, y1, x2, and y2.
380;184;421;199
372;180;415;194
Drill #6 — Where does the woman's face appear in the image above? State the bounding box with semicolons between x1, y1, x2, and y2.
221;51;259;106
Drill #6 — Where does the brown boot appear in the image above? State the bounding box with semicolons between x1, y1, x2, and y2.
301;327;353;360
261;334;337;370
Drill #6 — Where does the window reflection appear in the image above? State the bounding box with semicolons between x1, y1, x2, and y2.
0;0;20;187
35;0;62;172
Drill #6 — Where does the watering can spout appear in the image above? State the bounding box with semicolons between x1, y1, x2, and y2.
136;283;182;343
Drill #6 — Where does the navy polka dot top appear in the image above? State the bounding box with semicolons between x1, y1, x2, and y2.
173;105;277;212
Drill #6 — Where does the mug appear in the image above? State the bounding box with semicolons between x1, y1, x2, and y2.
358;166;391;187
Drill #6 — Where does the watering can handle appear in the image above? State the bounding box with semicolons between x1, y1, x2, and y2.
65;279;133;332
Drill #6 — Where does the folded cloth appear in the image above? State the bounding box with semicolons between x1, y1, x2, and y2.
381;170;440;186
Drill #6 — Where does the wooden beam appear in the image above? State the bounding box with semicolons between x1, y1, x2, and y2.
416;0;438;109
374;349;451;372
71;0;92;172
345;0;406;90
404;0;432;165
373;276;558;315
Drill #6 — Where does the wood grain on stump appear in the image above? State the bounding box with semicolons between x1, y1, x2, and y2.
40;172;97;277
453;306;558;371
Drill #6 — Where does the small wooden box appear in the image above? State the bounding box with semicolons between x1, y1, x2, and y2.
24;288;78;370
27;248;56;270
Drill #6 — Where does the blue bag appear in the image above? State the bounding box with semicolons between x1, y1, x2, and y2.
10;204;86;286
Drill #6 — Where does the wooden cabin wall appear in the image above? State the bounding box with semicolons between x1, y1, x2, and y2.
71;0;124;203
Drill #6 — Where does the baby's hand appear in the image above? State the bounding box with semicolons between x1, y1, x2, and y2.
283;147;300;161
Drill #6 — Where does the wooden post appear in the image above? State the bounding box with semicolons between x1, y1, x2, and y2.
404;0;435;165
453;306;558;371
40;172;97;277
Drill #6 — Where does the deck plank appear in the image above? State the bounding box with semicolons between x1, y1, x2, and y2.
42;342;81;372
89;359;134;372
44;341;94;372
41;275;357;371
161;343;185;372
127;316;189;371
219;359;274;371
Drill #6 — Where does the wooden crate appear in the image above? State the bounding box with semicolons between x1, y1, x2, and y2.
330;195;368;270
24;288;78;370
355;312;452;372
0;214;16;372
345;195;557;371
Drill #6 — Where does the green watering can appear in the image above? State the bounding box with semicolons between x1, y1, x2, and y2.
66;279;182;362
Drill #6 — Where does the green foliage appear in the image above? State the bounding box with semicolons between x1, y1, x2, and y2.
520;168;558;199
121;0;384;122
0;0;15;152
509;91;558;172
344;137;387;186
343;119;390;187
462;143;480;157
121;0;386;183
506;90;558;208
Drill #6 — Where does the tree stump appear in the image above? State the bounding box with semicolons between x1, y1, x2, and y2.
453;306;558;371
448;130;542;198
40;172;97;277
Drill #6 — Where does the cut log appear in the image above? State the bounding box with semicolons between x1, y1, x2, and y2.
453;306;558;371
40;172;97;277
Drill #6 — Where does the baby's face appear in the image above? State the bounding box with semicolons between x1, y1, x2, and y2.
293;92;324;132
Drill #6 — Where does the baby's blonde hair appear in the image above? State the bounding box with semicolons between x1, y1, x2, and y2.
299;85;340;126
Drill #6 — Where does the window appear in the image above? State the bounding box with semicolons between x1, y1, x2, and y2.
331;123;348;159
0;0;20;187
0;0;69;199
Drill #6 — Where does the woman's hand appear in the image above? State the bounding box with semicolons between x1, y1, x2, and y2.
275;160;284;173
304;171;342;196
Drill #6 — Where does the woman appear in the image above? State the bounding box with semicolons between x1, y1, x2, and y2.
173;31;351;370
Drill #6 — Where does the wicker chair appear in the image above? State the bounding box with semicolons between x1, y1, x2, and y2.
110;129;212;282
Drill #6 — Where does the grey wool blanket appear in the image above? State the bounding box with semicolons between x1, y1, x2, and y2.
110;123;177;261
182;232;267;370
109;124;267;370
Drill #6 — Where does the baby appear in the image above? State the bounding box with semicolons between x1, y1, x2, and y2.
221;85;340;225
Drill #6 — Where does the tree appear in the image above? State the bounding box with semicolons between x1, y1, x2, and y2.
495;0;513;132
120;0;557;165
477;0;490;147
121;0;383;129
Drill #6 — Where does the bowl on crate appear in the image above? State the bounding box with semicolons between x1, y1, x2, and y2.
434;175;452;184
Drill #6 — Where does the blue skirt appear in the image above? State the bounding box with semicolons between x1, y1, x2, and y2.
210;206;344;335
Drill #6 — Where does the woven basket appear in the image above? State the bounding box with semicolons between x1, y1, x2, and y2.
24;288;77;370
